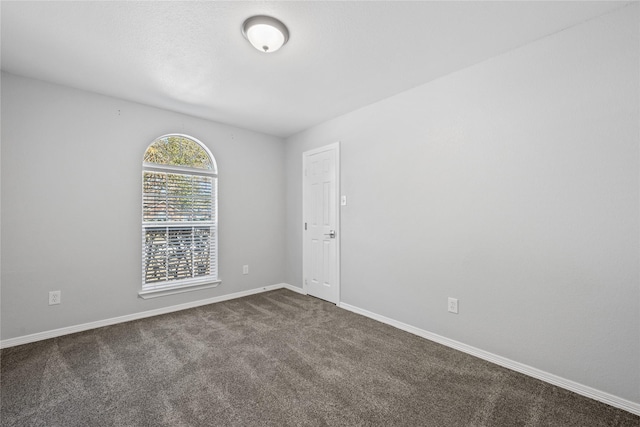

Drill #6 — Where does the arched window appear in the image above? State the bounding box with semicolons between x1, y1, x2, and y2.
140;134;219;298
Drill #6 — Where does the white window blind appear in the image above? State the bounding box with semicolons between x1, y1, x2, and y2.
143;172;214;222
141;135;218;293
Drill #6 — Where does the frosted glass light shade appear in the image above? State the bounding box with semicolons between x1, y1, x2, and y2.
242;16;289;53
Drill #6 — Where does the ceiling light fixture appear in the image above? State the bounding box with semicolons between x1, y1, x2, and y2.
242;15;289;53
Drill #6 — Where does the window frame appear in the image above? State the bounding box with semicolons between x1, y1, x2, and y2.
139;134;220;299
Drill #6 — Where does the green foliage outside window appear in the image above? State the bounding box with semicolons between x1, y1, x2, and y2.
144;135;212;169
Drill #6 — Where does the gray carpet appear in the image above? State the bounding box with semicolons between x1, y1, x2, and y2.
1;289;638;426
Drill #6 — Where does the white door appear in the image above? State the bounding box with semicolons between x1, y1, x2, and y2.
303;143;340;304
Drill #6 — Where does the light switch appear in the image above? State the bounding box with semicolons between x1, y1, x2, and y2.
341;195;347;206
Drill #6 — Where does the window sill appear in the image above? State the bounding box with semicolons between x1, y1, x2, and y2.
138;279;222;299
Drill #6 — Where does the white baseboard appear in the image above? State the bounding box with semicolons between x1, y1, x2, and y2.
0;283;289;349
283;283;307;295
338;301;640;416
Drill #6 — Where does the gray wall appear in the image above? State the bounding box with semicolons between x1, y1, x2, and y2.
1;72;286;340
285;6;639;403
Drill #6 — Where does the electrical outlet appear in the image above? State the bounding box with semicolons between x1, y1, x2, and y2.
448;297;458;314
242;265;249;275
49;290;61;305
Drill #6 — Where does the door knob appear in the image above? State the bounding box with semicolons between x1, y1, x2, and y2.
324;230;336;238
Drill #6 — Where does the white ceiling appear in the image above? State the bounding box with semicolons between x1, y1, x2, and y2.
1;1;630;138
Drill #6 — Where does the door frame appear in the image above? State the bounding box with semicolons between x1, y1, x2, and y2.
302;142;341;303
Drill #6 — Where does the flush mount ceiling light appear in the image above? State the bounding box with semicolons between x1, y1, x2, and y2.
242;15;289;53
